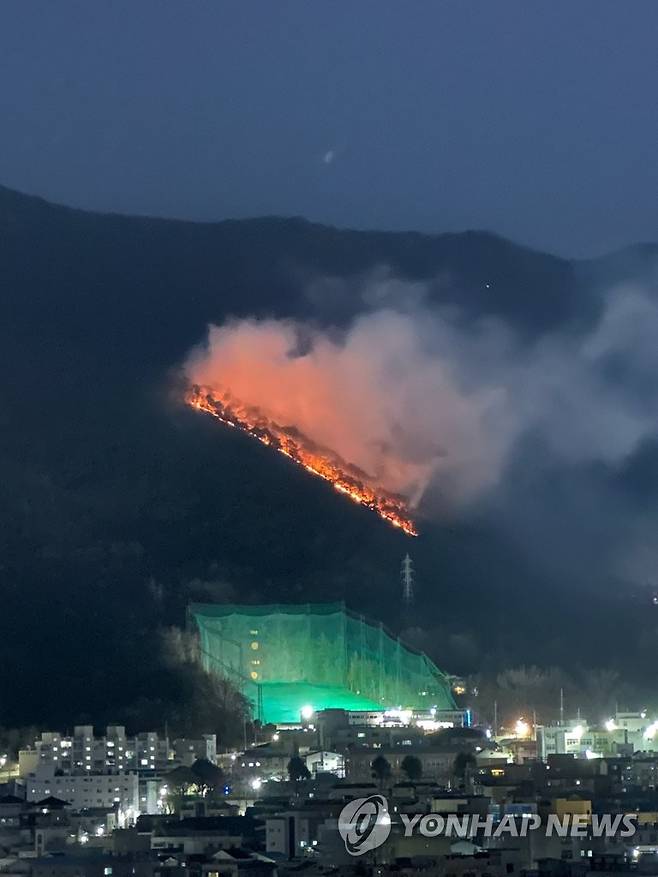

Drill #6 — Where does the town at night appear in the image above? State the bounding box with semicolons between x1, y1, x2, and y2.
2;3;658;877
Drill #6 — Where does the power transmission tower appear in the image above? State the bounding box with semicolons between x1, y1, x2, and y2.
401;553;414;606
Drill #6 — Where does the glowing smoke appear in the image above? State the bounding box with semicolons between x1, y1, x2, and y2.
184;278;658;516
184;307;514;510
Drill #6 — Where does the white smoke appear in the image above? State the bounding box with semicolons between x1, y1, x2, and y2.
184;277;658;513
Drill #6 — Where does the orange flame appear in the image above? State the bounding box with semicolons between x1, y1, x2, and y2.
186;385;418;536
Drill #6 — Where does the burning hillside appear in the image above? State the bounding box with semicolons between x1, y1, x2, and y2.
183;312;509;527
186;385;418;535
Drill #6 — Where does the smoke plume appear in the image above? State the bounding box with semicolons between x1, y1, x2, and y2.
184;277;658;516
184;309;514;509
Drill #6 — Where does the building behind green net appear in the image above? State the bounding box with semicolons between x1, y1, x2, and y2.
188;602;455;724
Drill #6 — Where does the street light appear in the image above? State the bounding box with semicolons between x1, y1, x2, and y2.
515;719;530;738
643;721;658;741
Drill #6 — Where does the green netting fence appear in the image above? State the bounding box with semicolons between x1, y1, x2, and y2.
188;602;455;723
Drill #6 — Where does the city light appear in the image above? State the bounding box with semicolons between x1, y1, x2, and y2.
301;705;314;721
605;719;616;732
250;777;262;791
384;708;413;725
572;724;584;739
515;719;530;738
643;721;658;740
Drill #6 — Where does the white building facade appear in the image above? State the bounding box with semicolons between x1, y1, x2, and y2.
26;764;139;816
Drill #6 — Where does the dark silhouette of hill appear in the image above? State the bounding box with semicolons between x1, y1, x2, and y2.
0;185;655;730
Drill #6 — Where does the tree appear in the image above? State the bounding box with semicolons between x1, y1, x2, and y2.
0;726;41;761
400;754;422;782
123;632;251;746
371;754;392;786
162;765;198;814
191;758;224;796
452;751;477;782
287;755;311;782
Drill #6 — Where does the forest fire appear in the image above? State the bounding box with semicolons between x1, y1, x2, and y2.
186;385;418;536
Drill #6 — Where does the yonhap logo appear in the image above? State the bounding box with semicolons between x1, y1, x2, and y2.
337;798;637;855
338;795;391;855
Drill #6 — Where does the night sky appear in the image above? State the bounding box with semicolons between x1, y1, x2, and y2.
1;0;656;256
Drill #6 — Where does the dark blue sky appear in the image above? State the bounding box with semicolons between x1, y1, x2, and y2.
1;1;656;256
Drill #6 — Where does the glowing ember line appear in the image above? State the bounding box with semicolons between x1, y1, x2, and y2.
186;385;418;536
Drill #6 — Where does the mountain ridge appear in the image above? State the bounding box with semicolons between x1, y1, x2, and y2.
1;183;657;729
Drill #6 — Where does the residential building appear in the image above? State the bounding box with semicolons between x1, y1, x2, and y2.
171;736;217;767
26;766;139;818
